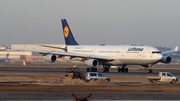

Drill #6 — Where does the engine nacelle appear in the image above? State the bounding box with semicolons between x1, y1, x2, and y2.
44;55;56;62
160;56;171;63
84;59;99;67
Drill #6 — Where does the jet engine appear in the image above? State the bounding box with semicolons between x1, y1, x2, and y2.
44;54;56;62
160;56;171;63
84;59;99;67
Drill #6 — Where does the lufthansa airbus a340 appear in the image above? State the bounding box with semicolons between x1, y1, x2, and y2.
40;19;178;73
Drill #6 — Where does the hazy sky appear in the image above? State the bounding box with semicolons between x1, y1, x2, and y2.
0;0;180;49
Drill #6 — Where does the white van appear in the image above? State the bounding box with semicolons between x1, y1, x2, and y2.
84;72;110;82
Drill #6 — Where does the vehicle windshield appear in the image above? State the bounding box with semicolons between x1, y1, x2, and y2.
167;73;173;77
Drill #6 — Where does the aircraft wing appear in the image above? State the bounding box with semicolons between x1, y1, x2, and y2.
161;46;178;55
38;44;67;52
46;51;113;61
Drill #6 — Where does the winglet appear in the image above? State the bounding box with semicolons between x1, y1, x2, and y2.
2;43;11;49
174;46;178;51
61;19;79;45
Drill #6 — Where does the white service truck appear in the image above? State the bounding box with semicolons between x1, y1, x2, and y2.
147;72;178;83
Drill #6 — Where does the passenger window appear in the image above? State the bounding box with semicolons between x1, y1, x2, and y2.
98;73;103;77
90;73;97;76
162;73;166;77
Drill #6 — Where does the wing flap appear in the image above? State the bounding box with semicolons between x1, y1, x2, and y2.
48;51;113;60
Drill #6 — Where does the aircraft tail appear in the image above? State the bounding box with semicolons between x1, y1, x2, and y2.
6;53;9;58
2;43;11;49
61;19;79;45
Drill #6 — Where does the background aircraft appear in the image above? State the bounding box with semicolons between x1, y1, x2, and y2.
0;53;9;62
39;19;178;73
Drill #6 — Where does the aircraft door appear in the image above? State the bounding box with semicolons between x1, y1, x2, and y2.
141;49;147;64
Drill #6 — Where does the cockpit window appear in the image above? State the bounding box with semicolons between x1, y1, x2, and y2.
152;51;161;54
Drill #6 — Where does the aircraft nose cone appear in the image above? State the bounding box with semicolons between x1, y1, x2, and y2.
158;54;163;60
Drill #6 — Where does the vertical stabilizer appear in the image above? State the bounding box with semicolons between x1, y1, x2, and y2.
6;53;9;58
61;19;79;45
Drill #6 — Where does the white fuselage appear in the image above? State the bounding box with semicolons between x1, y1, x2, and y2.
0;57;8;62
66;45;163;66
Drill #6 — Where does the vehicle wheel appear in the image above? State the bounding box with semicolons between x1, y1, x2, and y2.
87;68;90;72
152;80;157;83
170;79;176;83
105;78;110;81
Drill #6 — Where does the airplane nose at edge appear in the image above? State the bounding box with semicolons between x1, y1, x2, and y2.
158;54;163;60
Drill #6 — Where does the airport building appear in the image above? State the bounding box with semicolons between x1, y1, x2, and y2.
0;44;65;62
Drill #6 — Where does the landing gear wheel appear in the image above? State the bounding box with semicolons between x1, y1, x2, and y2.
148;69;153;73
118;68;121;72
87;68;90;72
121;67;125;72
103;67;109;72
125;68;128;72
103;68;106;72
91;68;94;72
94;68;97;72
91;67;97;72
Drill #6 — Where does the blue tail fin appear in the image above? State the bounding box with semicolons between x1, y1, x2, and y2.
61;19;79;45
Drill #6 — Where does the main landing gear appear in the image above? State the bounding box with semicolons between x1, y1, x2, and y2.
103;65;110;72
87;67;97;72
147;64;153;73
148;69;153;73
118;65;128;73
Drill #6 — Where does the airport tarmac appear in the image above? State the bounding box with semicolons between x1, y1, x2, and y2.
0;63;180;100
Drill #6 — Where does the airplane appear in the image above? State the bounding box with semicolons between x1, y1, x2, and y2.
38;19;178;73
0;53;9;62
0;43;11;51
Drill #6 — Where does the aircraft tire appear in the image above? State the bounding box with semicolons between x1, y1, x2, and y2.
91;68;94;72
94;68;97;72
103;68;106;72
87;68;90;72
107;68;109;72
118;68;121;72
125;68;128;72
121;68;124;72
148;69;153;73
103;67;109;72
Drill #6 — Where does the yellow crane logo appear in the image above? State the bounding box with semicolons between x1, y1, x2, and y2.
64;26;69;38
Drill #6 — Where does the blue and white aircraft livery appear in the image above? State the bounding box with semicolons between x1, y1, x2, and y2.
40;19;178;73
